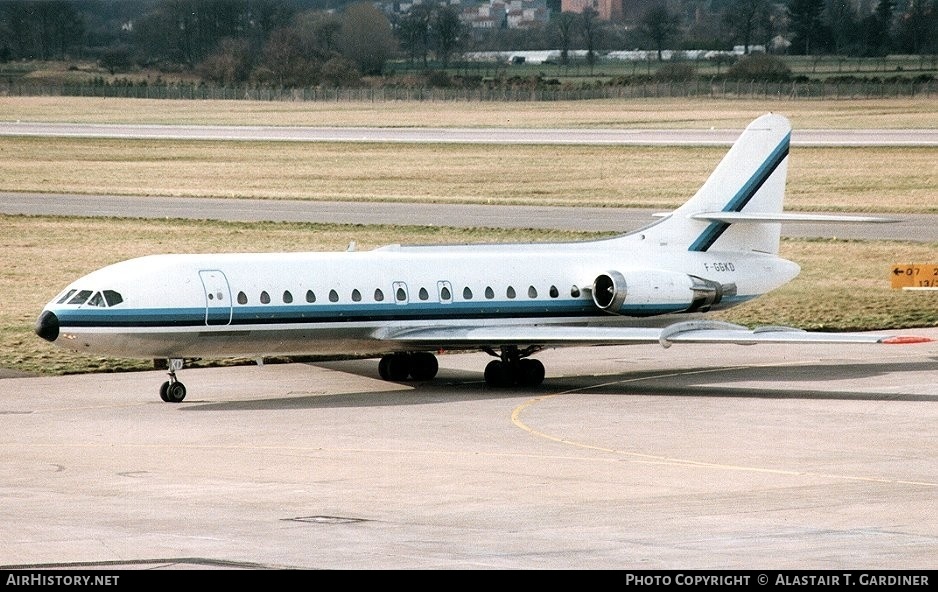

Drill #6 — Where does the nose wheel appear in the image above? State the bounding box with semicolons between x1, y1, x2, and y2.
159;358;187;403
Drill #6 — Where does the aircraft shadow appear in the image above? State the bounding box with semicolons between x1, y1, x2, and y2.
181;359;938;411
546;360;938;402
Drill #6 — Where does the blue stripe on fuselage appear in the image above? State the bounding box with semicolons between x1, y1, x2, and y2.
51;294;756;330
688;132;790;252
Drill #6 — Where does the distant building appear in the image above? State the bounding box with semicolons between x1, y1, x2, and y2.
560;0;621;21
460;0;550;29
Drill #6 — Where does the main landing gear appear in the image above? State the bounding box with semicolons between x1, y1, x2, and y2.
159;358;187;403
378;352;439;381
377;347;545;388
483;345;545;388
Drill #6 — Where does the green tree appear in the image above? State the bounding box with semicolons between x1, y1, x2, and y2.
396;4;433;66
432;4;466;68
0;0;85;60
550;12;577;65
787;0;825;55
895;0;938;54
580;6;601;68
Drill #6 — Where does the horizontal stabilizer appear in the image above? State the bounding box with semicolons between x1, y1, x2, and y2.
689;212;899;224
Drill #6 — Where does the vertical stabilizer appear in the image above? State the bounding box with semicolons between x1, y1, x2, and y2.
639;113;791;255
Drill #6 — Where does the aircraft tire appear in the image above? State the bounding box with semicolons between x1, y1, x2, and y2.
517;359;545;387
484;360;513;388
379;354;410;381
409;352;439;381
165;382;187;403
159;381;171;402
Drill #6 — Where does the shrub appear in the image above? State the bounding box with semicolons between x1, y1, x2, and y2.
726;54;792;82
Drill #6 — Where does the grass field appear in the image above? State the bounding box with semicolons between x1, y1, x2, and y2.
0;138;935;213
2;96;938;129
1;96;936;376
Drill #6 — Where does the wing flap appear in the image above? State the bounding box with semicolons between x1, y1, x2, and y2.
381;320;931;349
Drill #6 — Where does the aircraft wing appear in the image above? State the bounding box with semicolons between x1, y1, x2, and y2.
381;320;932;349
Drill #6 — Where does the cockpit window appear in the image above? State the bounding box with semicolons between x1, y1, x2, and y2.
103;290;123;306
87;292;106;307
67;290;93;305
56;289;77;304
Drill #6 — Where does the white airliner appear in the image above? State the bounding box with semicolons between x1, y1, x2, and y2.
35;114;931;402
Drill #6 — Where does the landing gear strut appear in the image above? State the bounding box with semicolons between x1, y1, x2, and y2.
378;352;439;382
483;346;545;388
159;358;187;403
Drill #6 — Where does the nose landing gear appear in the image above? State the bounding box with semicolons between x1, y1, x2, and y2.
159;358;187;403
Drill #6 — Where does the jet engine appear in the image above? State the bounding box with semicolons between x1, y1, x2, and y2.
592;270;736;316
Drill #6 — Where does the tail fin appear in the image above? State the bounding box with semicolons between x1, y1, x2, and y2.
639;113;791;255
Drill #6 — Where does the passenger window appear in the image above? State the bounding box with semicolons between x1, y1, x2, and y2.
56;289;77;304
396;287;406;302
419;287;429;301
571;285;581;297
549;285;559;298
283;290;293;304
238;291;248;305
260;291;270;304
528;286;537;298
329;289;339;303
306;290;316;303
440;286;451;300
506;286;516;299
87;292;106;307
68;290;92;305
352;289;362;302
463;287;473;300
374;289;384;302
485;286;495;299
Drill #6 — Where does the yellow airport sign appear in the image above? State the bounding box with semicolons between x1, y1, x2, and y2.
891;264;938;289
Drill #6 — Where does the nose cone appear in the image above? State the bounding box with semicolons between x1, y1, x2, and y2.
35;310;60;342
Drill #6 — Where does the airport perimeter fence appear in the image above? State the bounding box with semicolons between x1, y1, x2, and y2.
1;79;935;102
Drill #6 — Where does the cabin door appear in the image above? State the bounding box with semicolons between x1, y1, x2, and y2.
199;270;233;326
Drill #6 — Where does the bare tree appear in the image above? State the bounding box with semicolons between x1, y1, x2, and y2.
639;3;680;61
432;4;467;68
552;11;577;65
580;6;600;70
723;0;771;54
339;2;397;76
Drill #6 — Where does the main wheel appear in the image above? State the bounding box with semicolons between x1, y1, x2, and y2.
484;360;513;388
378;354;410;381
517;359;545;387
409;352;439;381
160;381;171;402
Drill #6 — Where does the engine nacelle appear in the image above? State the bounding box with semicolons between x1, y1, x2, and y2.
592;270;735;316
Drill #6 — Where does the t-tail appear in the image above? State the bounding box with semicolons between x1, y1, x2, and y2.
640;113;791;255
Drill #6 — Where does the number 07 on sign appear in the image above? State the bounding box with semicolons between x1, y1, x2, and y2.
891;264;938;290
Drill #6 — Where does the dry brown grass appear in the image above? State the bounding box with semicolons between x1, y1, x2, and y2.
1;137;934;212
2;96;938;128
